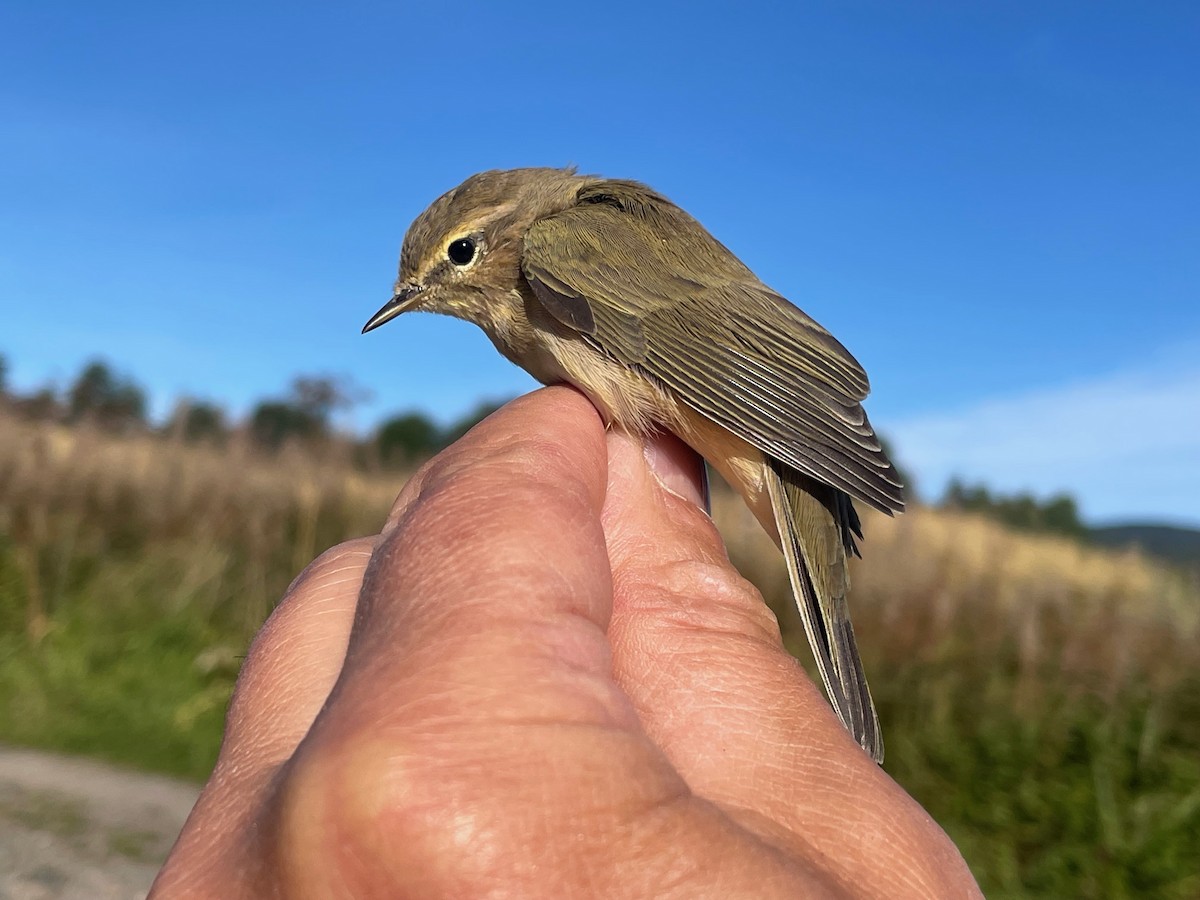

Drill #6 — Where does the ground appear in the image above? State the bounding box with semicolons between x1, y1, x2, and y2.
0;747;198;900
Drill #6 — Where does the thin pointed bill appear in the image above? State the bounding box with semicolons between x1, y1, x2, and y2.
362;285;425;334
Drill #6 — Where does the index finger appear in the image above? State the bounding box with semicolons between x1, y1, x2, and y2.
308;385;633;737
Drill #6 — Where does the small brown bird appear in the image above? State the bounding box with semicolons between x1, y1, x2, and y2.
363;168;904;762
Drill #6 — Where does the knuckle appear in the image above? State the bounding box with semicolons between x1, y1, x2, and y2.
268;729;561;896
270;733;459;894
271;737;387;867
620;557;782;645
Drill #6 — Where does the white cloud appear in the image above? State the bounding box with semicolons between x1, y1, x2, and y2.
889;349;1200;526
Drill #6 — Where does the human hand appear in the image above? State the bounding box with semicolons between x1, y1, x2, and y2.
152;386;980;898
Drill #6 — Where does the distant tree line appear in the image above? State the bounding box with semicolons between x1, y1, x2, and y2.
0;351;1094;538
0;351;504;468
940;478;1087;540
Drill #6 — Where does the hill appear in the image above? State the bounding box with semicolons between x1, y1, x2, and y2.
1091;522;1200;568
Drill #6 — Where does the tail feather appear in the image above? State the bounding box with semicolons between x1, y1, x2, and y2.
764;459;883;763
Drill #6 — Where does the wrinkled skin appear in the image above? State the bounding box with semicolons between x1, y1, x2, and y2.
151;387;980;899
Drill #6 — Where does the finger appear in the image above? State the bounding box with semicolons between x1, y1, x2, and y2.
642;426;708;508
603;431;975;895
279;386;653;828
604;428;829;787
154;537;374;895
221;538;375;770
323;386;629;727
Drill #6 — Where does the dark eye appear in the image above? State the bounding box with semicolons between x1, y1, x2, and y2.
447;237;476;266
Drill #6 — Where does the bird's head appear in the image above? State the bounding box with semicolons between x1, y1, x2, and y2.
362;167;585;334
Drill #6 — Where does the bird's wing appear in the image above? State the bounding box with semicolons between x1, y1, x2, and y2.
765;459;883;761
521;181;904;514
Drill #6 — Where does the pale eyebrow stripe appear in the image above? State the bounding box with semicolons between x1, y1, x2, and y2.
417;200;522;274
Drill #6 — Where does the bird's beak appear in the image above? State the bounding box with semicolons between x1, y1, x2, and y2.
362;284;425;334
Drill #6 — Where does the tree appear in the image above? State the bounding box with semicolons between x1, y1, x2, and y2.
376;412;440;466
940;479;1086;540
943;477;968;509
68;361;116;420
0;352;8;397
290;375;369;425
248;375;368;451
249;401;324;450
165;399;228;444
67;360;147;431
13;387;60;421
1039;493;1087;539
944;479;995;514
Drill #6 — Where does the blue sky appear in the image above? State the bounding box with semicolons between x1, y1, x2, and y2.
2;2;1197;525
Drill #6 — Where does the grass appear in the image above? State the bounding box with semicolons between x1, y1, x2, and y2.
2;409;1198;897
0;414;396;775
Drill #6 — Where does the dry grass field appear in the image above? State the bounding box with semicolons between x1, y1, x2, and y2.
1;408;1198;898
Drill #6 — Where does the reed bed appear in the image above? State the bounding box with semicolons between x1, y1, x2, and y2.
1;409;1197;897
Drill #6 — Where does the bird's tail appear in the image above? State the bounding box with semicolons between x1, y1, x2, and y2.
764;459;883;763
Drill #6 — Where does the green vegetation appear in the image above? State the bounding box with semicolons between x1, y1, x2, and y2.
65;361;147;430
0;356;496;465
2;354;1199;897
942;477;1089;540
0;410;396;776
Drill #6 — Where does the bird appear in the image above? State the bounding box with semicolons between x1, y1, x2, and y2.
362;167;904;762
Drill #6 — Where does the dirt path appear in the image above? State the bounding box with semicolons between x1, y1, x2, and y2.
0;746;199;899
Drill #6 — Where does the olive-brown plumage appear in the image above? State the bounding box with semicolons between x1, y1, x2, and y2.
363;167;904;762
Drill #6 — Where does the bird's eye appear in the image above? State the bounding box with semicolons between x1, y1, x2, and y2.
447;237;476;266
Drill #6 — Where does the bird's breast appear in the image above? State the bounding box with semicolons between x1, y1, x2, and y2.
477;287;777;543
536;332;779;544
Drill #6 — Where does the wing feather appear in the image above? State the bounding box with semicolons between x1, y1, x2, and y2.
522;188;904;514
765;459;883;761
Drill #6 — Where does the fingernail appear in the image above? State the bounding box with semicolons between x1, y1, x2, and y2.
643;431;708;510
